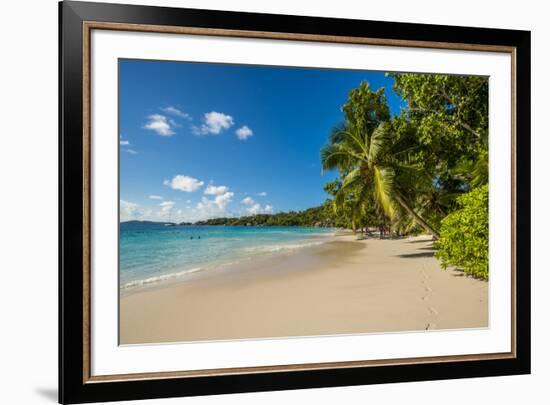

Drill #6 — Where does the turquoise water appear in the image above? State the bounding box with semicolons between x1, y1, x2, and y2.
120;223;335;290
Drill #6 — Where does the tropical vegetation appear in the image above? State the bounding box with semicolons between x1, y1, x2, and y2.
193;206;332;227
320;74;489;279
434;185;489;279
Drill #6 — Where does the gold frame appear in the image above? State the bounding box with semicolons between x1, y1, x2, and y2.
82;21;517;384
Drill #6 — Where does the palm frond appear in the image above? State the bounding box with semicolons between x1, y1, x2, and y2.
343;128;369;157
320;143;365;173
333;186;347;212
320;144;348;172
368;122;390;163
373;165;395;218
341;167;362;190
352;180;373;215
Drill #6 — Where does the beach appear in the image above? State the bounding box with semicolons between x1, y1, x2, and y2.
120;234;488;344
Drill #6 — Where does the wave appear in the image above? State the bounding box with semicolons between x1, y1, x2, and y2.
120;235;335;291
244;240;326;253
121;267;203;290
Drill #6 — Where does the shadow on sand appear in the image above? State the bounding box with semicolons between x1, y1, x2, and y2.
396;251;435;259
407;239;435;244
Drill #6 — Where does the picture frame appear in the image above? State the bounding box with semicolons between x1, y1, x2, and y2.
59;0;531;403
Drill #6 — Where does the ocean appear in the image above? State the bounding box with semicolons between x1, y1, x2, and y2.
120;222;335;290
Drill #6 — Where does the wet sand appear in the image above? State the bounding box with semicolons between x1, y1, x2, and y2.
120;235;488;344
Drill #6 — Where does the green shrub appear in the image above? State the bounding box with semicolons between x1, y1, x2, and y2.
434;185;489;279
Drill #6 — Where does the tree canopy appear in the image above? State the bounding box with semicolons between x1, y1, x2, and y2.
320;73;489;278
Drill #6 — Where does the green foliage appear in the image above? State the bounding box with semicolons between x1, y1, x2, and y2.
434;185;489;279
390;73;489;187
391;73;488;141
321;74;490;276
193;205;334;227
321;81;441;237
341;81;390;134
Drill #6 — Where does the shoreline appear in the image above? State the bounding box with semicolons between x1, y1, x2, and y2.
120;235;488;345
120;230;339;295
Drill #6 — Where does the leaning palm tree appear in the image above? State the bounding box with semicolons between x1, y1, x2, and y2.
321;120;440;238
329;177;373;234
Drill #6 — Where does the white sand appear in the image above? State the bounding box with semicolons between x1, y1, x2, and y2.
120;235;487;344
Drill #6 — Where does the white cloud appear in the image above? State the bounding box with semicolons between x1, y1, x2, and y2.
246;203;262;215
145;114;175;136
161;106;192;120
123;149;138;154
192;111;234;135
119;199;190;223
120;194;272;223
256;192;267;197
164;175;204;192
121;200;139;211
240;197;273;215
241;196;255;206
159;201;176;210
236;125;253;140
213;192;234;210
245;203;273;215
120;139;130;146
168;119;180;128
120;200;141;221
196;191;234;219
155;201;176;220
149;195;163;200
204;184;229;195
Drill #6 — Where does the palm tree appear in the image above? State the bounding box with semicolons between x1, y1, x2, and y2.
324;178;368;233
321;121;440;238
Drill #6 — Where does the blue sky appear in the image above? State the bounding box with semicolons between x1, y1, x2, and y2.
119;59;405;223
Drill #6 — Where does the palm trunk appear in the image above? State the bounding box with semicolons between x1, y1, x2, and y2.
394;194;440;239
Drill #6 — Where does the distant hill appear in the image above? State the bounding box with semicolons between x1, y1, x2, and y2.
194;206;333;227
121;206;335;228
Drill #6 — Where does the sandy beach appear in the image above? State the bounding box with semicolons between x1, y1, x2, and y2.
120;234;488;344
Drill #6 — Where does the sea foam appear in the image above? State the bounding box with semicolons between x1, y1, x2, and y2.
121;267;203;290
120;224;336;291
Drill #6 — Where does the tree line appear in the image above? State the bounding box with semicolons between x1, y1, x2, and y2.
193;206;332;227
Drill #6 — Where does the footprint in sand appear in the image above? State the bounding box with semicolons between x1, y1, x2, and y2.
421;278;433;292
420;265;438;325
428;306;439;316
